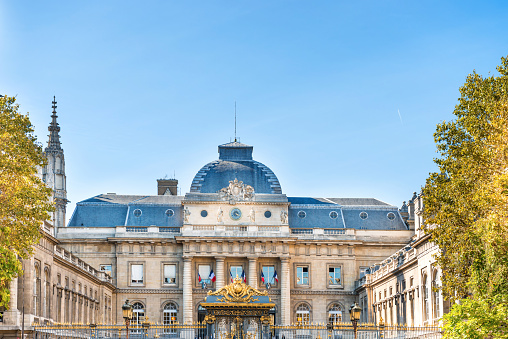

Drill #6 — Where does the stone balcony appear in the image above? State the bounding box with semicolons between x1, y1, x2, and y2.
54;246;113;283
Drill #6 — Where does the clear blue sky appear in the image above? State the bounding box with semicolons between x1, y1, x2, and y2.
1;1;507;224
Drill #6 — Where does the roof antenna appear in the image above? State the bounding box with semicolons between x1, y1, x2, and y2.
234;101;237;142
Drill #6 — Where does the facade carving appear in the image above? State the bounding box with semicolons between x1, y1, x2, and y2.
218;178;255;203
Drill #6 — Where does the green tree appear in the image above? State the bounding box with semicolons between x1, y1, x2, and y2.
422;56;508;338
0;95;53;308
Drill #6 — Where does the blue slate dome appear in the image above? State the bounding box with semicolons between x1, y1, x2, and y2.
190;142;282;194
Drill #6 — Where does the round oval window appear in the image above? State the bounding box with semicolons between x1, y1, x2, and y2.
387;212;396;221
298;211;306;219
264;210;272;218
165;209;174;217
201;210;208;217
329;211;338;219
360;212;368;220
133;209;142;217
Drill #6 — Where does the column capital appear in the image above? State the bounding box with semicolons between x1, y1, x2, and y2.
280;257;291;263
248;256;258;261
183;256;193;262
215;256;226;261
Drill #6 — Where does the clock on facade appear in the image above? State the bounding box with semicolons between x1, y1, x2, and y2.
230;208;242;220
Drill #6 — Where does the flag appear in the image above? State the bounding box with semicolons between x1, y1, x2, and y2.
209;269;216;282
230;270;233;283
261;271;265;283
198;273;202;283
273;269;279;283
241;270;246;283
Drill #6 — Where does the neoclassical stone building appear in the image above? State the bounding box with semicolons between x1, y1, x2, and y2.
1;99;446;335
56;136;416;325
356;194;448;327
0;99;115;339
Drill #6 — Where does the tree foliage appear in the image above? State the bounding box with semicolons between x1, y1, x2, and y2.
422;57;508;338
0;95;53;308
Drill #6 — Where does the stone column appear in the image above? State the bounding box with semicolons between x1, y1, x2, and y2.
280;258;291;325
183;257;193;323
4;277;20;325
248;257;257;289
215;257;225;289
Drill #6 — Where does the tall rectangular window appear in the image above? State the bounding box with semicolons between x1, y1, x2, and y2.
230;266;243;281
329;267;341;285
199;265;211;284
164;264;176;284
131;264;144;284
262;266;275;284
296;266;309;285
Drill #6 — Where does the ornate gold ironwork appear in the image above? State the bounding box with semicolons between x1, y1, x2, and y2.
208;277;268;303
204;314;216;324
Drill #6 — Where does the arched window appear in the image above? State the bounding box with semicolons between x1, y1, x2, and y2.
163;302;178;333
423;273;430;322
133;302;145;326
432;269;440;320
328;304;343;323
296;304;310;324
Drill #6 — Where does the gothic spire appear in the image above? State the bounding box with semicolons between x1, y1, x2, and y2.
47;96;61;150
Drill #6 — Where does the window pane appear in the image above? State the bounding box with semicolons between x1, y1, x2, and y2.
164;265;176;284
297;266;309;285
100;265;112;276
262;266;275;284
131;264;143;283
329;267;341;285
231;266;243;280
199;265;211;284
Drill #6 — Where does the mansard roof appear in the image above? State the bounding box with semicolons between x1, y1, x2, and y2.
68;193;407;231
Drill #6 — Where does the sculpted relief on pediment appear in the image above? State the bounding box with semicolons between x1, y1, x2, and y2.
218;178;254;204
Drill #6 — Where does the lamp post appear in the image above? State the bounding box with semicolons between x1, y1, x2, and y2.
122;300;133;339
349;303;361;339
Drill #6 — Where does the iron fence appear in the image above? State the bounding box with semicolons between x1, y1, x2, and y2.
33;323;441;339
33;323;207;339
271;324;442;339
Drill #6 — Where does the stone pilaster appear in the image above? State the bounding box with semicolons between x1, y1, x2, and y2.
215;257;225;289
74;293;79;324
183;257;193;323
248;257;257;289
60;290;65;323
280;257;291;325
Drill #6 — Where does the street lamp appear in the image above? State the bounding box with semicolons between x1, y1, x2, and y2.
349;303;362;339
122;300;133;339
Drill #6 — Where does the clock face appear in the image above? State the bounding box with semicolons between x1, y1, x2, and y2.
230;208;242;220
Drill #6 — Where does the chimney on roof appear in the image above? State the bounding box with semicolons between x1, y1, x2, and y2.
157;179;178;196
